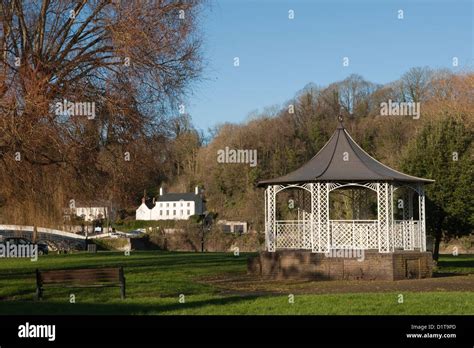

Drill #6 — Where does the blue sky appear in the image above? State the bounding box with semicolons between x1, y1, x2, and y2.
187;0;473;131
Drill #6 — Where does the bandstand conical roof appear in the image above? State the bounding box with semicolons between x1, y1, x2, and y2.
258;119;434;186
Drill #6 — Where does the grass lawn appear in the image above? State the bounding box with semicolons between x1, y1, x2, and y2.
0;251;472;315
436;254;474;274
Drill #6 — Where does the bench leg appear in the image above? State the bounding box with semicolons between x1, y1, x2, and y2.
120;284;125;300
35;269;43;300
119;267;126;300
36;286;43;301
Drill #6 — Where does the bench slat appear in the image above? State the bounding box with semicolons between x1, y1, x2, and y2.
41;277;119;284
41;269;119;276
40;268;121;284
36;267;125;300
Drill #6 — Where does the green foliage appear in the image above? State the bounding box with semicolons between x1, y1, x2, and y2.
401;114;473;237
93;238;130;251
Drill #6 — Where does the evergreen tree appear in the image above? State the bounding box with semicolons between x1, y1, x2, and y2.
401;114;473;260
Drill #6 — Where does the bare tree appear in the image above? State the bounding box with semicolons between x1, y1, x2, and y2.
0;0;204;224
400;66;433;103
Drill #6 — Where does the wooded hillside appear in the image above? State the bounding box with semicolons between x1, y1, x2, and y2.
177;70;473;247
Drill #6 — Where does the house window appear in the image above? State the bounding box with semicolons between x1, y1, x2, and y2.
234;225;244;234
166;210;169;215
221;225;231;233
180;210;183;215
187;202;190;207
187;210;190;215
173;210;176;215
173;203;176;207
159;210;162;216
166;203;169;207
180;203;183;207
159;203;162;207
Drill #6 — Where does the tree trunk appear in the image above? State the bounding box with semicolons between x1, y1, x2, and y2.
432;215;445;261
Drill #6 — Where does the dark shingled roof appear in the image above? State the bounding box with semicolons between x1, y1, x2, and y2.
258;121;434;186
156;193;206;215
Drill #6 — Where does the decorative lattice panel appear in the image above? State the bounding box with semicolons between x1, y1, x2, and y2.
405;221;413;250
310;183;318;252
413;221;421;249
275;222;311;249
393;221;405;249
393;220;422;250
266;186;276;252
356;222;378;249
418;185;426;251
378;183;392;252
330;221;378;249
319;183;330;252
330;222;353;248
301;211;312;249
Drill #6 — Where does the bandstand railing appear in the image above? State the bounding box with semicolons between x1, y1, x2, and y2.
329;220;378;249
274;219;422;251
393;220;421;250
275;220;311;249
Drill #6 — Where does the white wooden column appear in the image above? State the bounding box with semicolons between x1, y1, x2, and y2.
390;183;394;251
318;182;330;252
265;185;277;252
404;189;415;250
418;184;426;252
310;183;323;252
377;182;393;253
264;185;267;248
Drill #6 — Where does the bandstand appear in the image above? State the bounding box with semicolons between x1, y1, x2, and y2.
248;118;434;280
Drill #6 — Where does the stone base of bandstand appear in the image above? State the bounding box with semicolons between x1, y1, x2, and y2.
247;250;433;281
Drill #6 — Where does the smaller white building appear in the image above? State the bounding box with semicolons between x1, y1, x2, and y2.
67;201;109;222
136;187;205;221
217;220;248;234
136;201;153;221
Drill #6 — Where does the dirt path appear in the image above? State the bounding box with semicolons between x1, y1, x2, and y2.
200;273;474;296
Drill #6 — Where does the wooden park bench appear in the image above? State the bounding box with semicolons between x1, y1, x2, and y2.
35;267;126;300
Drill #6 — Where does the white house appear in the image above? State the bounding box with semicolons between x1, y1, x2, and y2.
68;201;109;222
136;187;205;221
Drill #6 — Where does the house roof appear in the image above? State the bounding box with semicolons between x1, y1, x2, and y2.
258;119;434;186
142;200;155;209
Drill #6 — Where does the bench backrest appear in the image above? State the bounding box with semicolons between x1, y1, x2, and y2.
38;267;123;285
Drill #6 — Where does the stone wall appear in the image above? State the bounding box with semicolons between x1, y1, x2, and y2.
248;250;433;281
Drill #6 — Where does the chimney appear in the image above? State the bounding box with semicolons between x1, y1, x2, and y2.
152;197;156;204
159;187;163;196
195;186;199;195
141;197;145;204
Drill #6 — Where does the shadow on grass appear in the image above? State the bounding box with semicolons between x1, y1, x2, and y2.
0;254;250;281
0;253;250;271
432;272;467;278
0;294;262;315
437;259;474;269
437;256;474;276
